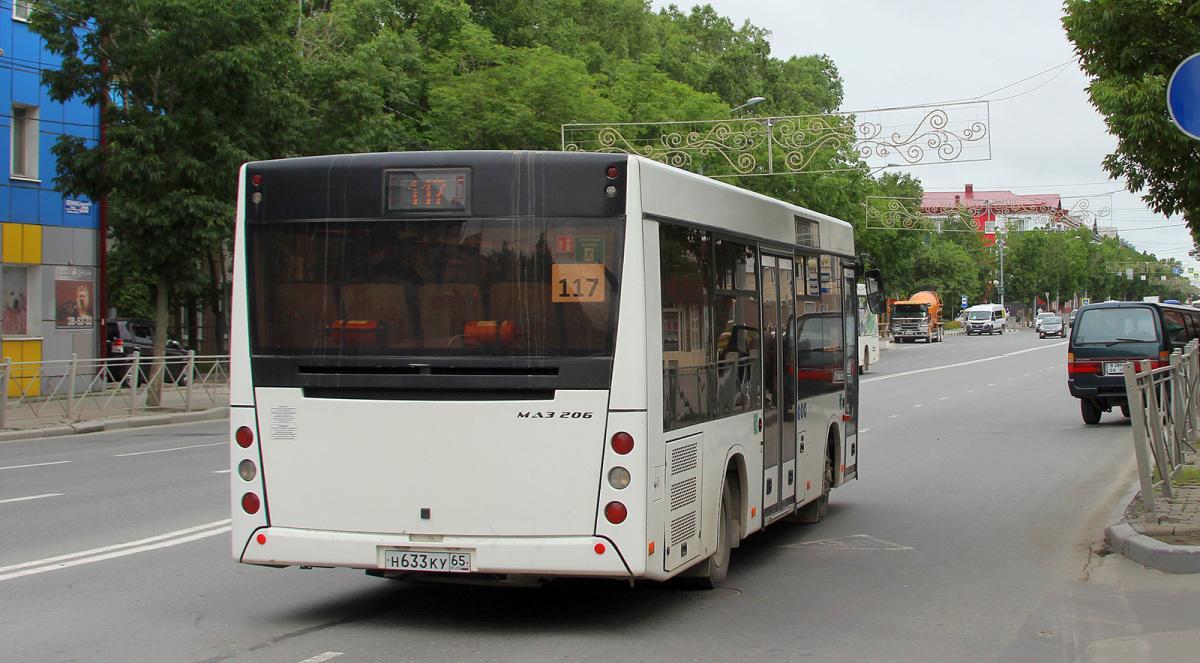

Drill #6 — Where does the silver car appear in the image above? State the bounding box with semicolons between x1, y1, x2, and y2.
1039;315;1064;338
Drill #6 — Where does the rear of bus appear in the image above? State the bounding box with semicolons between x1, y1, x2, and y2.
229;152;646;581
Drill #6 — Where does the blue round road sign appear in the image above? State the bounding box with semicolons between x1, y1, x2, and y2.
1168;53;1200;140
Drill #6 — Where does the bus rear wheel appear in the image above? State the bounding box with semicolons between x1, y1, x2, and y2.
791;442;833;523
687;480;734;589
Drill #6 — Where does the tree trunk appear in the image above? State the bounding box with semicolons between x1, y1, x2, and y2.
207;249;227;354
186;298;199;352
146;274;169;407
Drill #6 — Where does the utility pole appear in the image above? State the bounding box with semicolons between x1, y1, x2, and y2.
998;236;1006;306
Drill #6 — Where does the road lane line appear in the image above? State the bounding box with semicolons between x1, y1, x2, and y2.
212;469;231;474
912;404;923;408
860;428;871;433
0;519;232;574
0;525;231;583
0;493;62;505
0;460;72;471
863;341;1067;384
113;442;224;457
298;654;344;663
937;396;949;401
889;414;899;418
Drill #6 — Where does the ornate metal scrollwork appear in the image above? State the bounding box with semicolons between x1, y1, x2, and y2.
561;101;991;177
865;197;979;232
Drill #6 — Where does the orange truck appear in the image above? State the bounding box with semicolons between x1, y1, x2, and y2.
891;290;943;343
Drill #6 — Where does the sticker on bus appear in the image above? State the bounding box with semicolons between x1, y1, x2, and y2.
552;263;605;303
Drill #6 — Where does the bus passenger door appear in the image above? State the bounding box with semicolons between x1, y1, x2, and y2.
760;254;797;522
842;268;858;480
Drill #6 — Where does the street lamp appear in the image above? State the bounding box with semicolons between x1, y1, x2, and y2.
730;96;766;114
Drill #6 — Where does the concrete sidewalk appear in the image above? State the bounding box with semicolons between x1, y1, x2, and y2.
1107;449;1200;573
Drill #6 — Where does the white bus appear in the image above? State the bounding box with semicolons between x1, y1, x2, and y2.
856;283;881;374
229;151;883;587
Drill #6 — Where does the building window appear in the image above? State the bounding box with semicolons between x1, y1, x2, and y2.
10;105;38;180
12;1;32;22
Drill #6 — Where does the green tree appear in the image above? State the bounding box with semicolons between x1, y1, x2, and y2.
1063;0;1200;244
32;0;304;401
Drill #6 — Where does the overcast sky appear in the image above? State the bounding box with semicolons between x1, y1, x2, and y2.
652;0;1196;276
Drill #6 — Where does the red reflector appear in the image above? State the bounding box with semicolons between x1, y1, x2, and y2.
235;426;254;448
604;501;627;524
606;166;620;179
241;492;261;515
256;533;266;545
611;432;634;455
594;543;606;555
251;174;262;186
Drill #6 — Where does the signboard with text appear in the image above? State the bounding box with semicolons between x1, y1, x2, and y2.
54;266;95;329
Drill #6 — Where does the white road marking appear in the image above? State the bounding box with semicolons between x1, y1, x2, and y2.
988;383;996;387
298;653;344;663
862;341;1068;384
912;403;923;408
0;460;72;471
113;442;224;457
859;428;871;434
0;493;62;505
967;389;975;393
0;519;232;583
937;396;949;401
889;414;900;418
212;469;231;474
1024;373;1031;377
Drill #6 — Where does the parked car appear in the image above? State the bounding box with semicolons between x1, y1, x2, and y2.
105;320;191;384
1068;301;1200;424
1039;315;1064;338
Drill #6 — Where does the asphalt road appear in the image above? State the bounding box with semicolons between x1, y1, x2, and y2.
2;328;1199;662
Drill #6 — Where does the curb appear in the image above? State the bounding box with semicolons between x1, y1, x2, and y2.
0;407;228;442
1106;522;1200;574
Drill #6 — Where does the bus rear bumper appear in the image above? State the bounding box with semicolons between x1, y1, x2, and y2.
239;527;634;578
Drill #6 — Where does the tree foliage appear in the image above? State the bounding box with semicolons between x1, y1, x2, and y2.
1063;0;1200;244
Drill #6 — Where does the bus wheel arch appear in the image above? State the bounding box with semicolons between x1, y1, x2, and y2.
723;453;748;548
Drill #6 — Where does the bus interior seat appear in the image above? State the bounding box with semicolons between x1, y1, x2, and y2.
342;282;414;348
270;282;336;349
419;284;483;348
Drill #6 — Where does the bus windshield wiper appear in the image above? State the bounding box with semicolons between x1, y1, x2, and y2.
1104;337;1147;346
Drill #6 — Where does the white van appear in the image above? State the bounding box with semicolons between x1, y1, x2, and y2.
964;304;1006;335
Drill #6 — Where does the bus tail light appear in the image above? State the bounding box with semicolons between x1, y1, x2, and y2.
610;432;634;455
604;501;627;524
235;426;255;448
241;492;261;515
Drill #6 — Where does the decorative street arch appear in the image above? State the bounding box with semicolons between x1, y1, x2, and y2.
561;101;991;177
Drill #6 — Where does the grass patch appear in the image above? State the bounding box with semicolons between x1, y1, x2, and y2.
944;321;962;330
1174;466;1200;487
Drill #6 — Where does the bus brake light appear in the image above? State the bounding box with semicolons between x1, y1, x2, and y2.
604;501;627;524
241;492;261;515
611;432;634;455
235;426;254;448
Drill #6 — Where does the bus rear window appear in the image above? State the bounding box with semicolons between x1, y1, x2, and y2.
248;217;624;357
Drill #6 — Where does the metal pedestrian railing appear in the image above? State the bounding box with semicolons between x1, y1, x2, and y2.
1123;340;1200;522
0;352;230;429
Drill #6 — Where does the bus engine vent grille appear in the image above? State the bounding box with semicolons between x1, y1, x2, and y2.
669;443;699;476
670;511;697;545
669;476;698;511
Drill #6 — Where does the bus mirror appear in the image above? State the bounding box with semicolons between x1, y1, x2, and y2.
864;269;884;314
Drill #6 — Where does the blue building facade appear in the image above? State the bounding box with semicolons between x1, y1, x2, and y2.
0;4;101;386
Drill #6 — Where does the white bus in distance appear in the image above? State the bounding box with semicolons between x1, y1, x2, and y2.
857;283;880;373
229;151;883;588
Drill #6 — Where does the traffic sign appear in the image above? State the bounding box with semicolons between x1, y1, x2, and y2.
961;295;968;308
1168;53;1200;140
1081;297;1090;306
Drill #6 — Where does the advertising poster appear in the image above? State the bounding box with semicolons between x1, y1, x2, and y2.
2;266;27;336
55;266;95;330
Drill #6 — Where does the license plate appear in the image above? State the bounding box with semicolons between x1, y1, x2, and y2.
1104;362;1126;376
382;549;472;573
